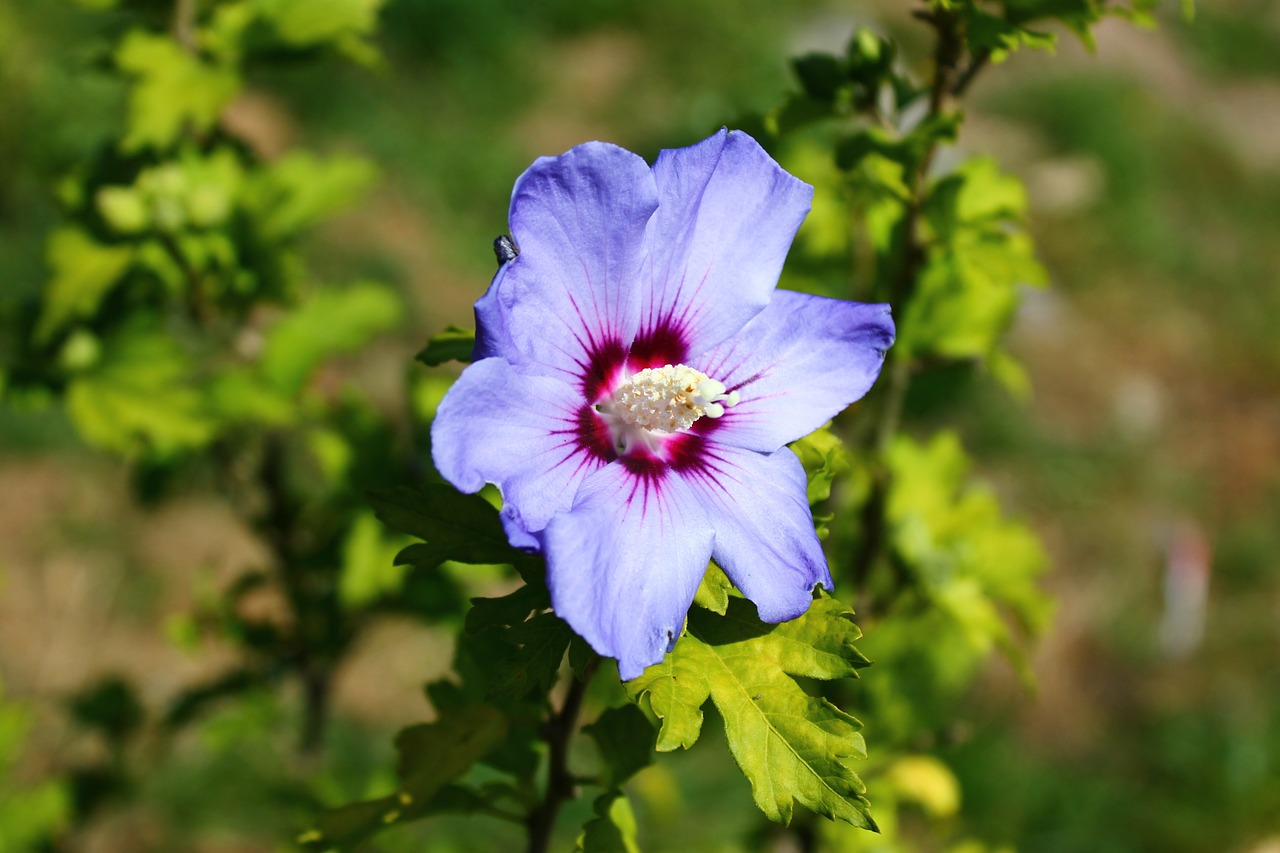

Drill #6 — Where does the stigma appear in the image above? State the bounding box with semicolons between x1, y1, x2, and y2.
595;364;739;455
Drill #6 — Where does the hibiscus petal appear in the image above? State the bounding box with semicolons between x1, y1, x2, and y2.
635;129;814;362
472;260;514;362
544;461;715;680
431;358;608;541
678;442;831;623
695;290;894;452
479;142;658;391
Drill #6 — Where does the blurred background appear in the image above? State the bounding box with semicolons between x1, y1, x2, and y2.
1;0;1278;850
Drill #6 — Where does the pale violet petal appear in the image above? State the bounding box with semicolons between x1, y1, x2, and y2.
472;261;514;362
695;290;894;452
431;358;605;541
544;462;714;680
635;129;814;361
482;142;657;388
678;442;831;622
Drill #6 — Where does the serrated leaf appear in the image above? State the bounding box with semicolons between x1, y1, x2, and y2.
116;31;239;152
465;584;549;635
584;705;656;788
486;611;572;700
415;325;475;367
395;707;507;791
626;597;875;829
35;228;134;344
303;784;486;851
426;653;542;780
368;484;522;568
305;705;507;850
965;8;1056;61
261;283;400;395
576;791;641;853
836;114;959;175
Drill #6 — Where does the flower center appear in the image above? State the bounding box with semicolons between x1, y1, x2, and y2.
596;364;739;455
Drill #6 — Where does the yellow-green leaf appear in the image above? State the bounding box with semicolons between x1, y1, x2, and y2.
626;597;875;829
116;31;239;153
35;228;134;344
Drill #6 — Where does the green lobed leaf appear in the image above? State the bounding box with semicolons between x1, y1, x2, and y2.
415;325;475;367
965;8;1057;61
465;584;549;635
425;678;540;780
836;113;960;175
35;228;134;344
626;597;875;829
116;31;239;153
368;484;524;569
584;705;657;788
485;611;573;700
903;158;1046;361
65;325;216;458
104;147;246;235
576;791;641;853
260;283;400;395
304;705;507;850
462;582;573;700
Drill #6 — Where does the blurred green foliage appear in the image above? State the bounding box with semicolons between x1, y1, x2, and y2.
0;679;71;850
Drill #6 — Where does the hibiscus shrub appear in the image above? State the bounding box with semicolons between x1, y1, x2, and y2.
1;0;1187;851
309;3;1180;851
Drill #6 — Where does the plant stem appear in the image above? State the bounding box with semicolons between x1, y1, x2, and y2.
852;6;976;590
525;662;597;853
172;0;198;53
258;432;335;759
299;664;332;759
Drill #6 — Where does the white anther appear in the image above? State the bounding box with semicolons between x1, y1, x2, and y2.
605;364;739;435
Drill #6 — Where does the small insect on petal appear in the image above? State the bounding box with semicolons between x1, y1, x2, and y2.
493;234;519;267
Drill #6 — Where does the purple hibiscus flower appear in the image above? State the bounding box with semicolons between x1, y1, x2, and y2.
432;129;894;680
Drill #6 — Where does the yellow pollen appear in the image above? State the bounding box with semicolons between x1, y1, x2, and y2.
610;364;739;433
